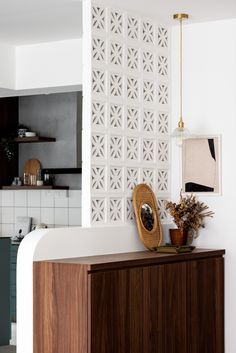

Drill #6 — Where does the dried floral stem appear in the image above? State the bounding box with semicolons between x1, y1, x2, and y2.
165;191;214;238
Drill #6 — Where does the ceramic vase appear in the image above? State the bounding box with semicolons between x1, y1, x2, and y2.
169;228;188;246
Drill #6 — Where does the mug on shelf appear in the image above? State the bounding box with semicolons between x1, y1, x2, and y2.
18;128;27;138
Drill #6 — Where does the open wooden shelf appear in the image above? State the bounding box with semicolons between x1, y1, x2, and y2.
14;136;56;143
1;185;69;190
42;168;82;174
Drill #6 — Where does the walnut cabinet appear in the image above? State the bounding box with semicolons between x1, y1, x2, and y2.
33;249;225;353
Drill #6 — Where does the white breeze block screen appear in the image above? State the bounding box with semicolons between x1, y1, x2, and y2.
86;1;170;225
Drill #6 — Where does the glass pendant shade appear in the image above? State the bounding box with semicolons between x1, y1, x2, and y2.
171;125;191;147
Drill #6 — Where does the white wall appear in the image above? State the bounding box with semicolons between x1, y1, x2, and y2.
16;39;82;90
0;43;16;88
0;38;82;94
172;19;236;353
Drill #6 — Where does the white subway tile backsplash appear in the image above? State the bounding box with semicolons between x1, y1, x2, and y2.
2;191;14;207
2;207;14;224
2;224;14;237
27;208;41;225
54;191;69;208
14;207;28;224
28;191;41;207
54;208;68;226
69;208;82;226
41;207;54;225
0;189;82;230
69;190;82;208
41;191;54;208
14;191;27;207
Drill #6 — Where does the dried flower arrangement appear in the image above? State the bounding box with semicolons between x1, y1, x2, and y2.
165;192;214;238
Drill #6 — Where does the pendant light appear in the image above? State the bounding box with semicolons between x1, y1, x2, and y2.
172;13;190;146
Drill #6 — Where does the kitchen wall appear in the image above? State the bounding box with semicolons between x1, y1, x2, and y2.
19;91;82;189
0;189;82;237
172;19;236;353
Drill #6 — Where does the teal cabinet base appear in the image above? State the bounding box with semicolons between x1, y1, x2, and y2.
10;243;19;323
0;238;11;345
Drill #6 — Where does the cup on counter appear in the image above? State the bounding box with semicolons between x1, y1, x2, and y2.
30;174;37;186
23;173;30;186
43;173;55;186
12;177;22;186
44;173;50;185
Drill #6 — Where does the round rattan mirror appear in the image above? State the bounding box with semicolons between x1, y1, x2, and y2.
132;184;163;250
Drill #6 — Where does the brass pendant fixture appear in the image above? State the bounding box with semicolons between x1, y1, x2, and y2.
172;13;190;146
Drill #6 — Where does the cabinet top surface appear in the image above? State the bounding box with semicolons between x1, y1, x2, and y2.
37;249;225;271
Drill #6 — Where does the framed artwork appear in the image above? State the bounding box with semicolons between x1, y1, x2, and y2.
182;135;221;195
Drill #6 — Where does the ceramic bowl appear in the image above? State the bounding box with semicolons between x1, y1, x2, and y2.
25;131;36;137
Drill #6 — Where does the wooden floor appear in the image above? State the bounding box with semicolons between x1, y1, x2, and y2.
0;346;16;353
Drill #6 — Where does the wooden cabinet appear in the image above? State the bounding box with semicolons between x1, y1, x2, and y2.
33;249;225;353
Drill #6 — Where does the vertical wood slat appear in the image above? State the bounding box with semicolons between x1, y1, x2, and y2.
33;262;88;353
142;265;164;353
163;262;187;353
186;258;224;353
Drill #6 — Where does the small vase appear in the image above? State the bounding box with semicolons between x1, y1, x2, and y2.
169;229;188;246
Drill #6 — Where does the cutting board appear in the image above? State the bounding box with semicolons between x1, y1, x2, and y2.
23;159;41;176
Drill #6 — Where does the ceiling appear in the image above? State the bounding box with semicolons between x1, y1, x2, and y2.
0;0;82;45
0;0;236;45
100;0;236;25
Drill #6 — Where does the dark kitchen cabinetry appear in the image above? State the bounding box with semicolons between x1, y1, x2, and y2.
0;238;11;346
0;97;19;186
0;239;20;346
33;249;225;353
10;243;19;323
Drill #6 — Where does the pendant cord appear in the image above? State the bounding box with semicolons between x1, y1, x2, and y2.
173;13;189;135
173;13;189;132
180;18;183;123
